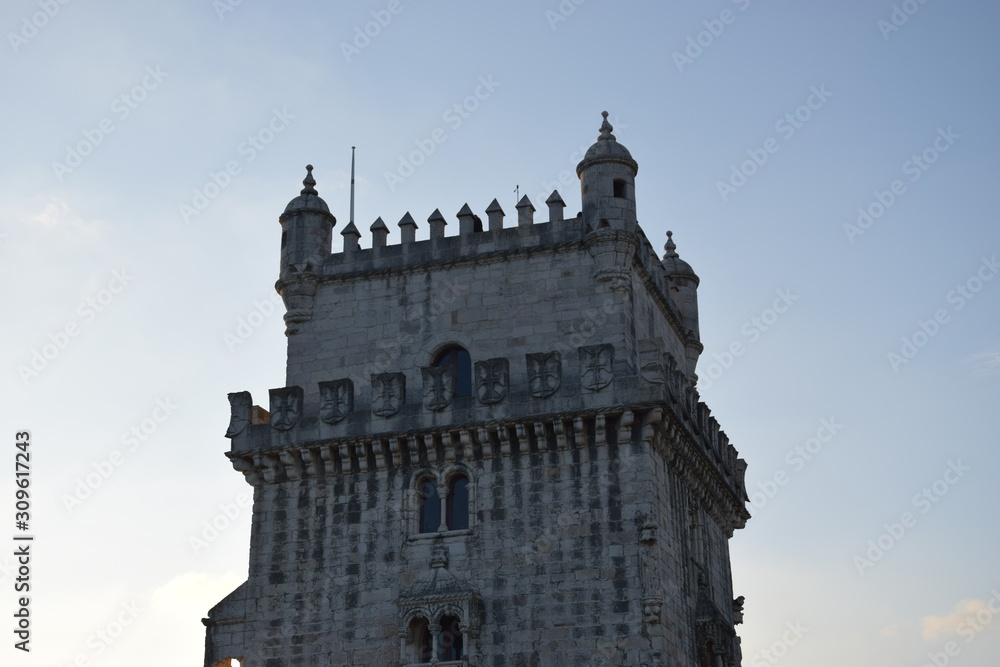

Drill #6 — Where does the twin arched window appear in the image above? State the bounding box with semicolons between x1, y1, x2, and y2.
410;614;464;662
418;473;469;533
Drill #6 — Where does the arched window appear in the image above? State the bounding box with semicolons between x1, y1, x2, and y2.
438;614;464;661
433;346;472;398
699;640;716;667
410;617;433;663
419;478;441;534
446;475;469;531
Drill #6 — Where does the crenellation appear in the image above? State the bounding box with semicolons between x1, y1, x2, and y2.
370;217;389;247
515;194;535;226
545;189;566;222
485;198;505;231
456;203;478;236
398;212;418;244
340;221;361;253
427;208;447;239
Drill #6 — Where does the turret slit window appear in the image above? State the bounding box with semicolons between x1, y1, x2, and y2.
613;178;626;198
446;475;469;531
433;346;472;398
419;478;441;534
438;614;464;661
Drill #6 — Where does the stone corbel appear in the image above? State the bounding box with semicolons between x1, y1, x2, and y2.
584;228;638;291
275;272;318;336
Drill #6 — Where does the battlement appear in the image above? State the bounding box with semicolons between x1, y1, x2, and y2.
275;114;707;428
296;195;686;339
327;194;577;276
224;339;748;532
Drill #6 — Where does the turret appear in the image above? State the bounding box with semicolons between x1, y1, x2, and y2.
661;231;702;383
276;165;335;336
278;165;335;277
576;111;638;230
578;111;640;291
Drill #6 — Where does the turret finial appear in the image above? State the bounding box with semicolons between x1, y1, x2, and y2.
300;164;317;196
598;110;615;142
664;230;678;259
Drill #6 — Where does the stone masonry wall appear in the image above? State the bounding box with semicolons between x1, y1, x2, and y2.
235;411;734;666
283;217;691;420
208;203;749;666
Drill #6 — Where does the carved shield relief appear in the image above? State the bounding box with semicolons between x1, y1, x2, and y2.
269;386;303;431
225;391;252;438
371;372;406;417
526;351;561;398
319;379;354;424
475;357;508;404
421;366;454;411
579;344;614;392
638;339;665;387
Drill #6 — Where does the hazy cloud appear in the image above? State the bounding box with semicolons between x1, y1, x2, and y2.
922;599;991;640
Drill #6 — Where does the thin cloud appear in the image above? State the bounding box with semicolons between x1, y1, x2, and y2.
964;348;1000;376
879;623;900;638
922;599;990;640
27;197;104;235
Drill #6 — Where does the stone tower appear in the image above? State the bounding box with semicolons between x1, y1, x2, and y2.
203;113;751;667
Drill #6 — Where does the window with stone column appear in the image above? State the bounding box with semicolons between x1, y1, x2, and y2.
397;543;481;666
401;612;466;666
411;468;473;537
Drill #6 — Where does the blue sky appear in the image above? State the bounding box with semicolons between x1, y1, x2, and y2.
2;1;999;665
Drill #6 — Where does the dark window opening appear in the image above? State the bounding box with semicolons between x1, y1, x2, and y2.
413;617;433;662
446;475;469;530
438;614;464;661
613;178;626;198
699;640;716;667
280;231;287;249
419;479;440;533
433;346;472;398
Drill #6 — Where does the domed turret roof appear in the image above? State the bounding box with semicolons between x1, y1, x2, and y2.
577;111;637;175
661;231;699;283
283;164;331;215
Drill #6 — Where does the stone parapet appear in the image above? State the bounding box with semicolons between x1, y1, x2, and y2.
225;348;748;532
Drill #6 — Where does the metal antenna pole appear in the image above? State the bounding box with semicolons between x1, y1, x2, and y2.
350;146;356;225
